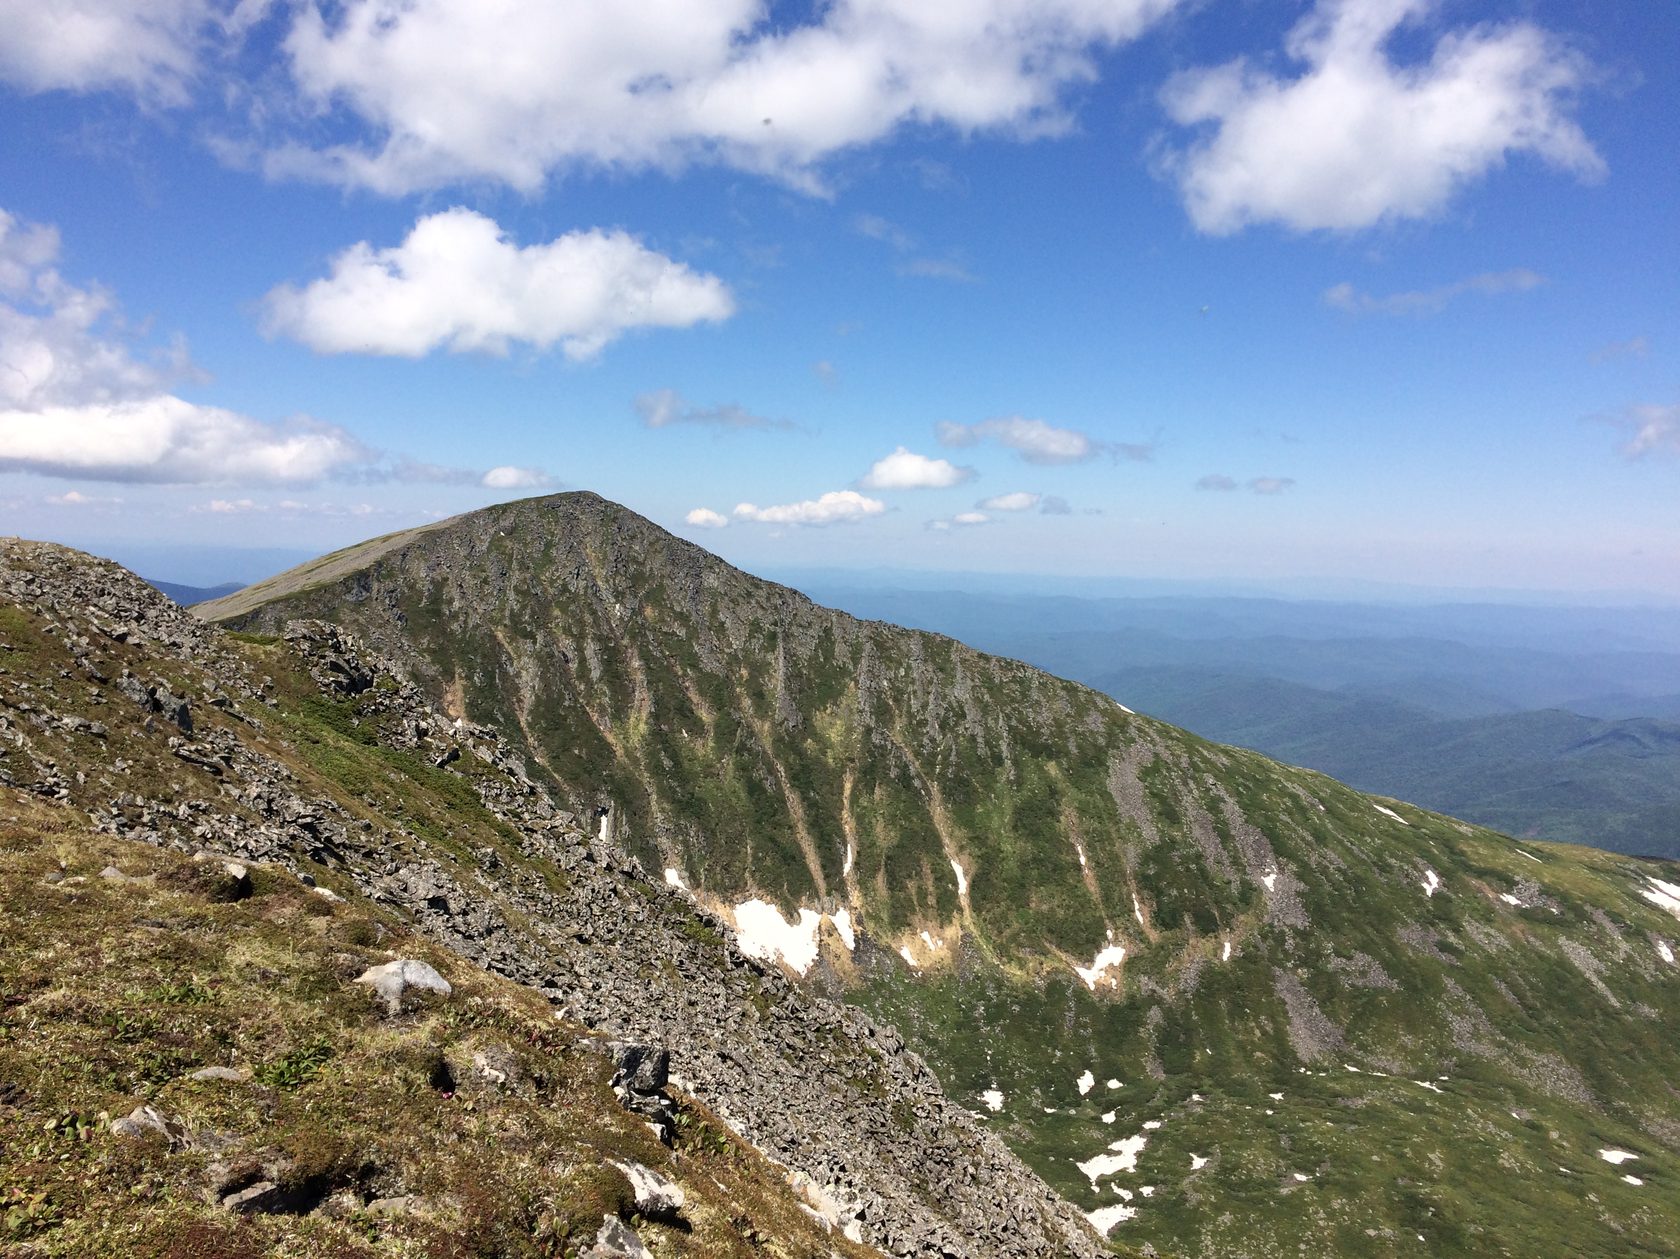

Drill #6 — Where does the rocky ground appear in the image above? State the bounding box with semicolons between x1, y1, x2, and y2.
0;538;1113;1259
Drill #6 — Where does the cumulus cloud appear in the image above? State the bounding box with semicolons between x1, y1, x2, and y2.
0;397;369;485
859;446;974;490
266;0;1183;194
1600;403;1680;459
937;416;1141;465
635;388;791;432
978;491;1039;511
1039;494;1073;515
0;0;215;103
0;206;532;490
481;465;550;490
262;209;734;360
1159;0;1603;234
46;489;121;507
733;490;886;526
1248;476;1296;494
1196;474;1238;491
1324;268;1543;315
685;507;729;529
952;510;989;525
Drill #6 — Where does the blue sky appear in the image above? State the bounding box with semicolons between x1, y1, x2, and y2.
0;0;1674;596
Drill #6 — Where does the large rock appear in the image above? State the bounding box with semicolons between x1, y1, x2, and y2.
354;958;452;1015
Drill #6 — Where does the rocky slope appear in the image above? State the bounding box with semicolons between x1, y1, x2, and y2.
195;492;1680;1257
0;538;1109;1259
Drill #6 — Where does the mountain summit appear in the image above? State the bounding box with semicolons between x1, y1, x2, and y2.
195;491;1680;1255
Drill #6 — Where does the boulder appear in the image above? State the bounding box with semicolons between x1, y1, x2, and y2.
582;1215;653;1259
354;958;452;1015
609;1160;685;1222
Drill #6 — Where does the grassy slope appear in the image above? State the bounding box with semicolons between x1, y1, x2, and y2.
0;805;875;1259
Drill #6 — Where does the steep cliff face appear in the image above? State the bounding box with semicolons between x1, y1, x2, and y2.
1;538;1111;1259
192;494;1680;1257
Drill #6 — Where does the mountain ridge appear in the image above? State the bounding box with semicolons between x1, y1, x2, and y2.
188;491;1680;1256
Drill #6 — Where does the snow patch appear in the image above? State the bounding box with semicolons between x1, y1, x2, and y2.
1600;1149;1639;1165
1133;894;1145;926
1114;699;1134;715
1077;1134;1149;1185
919;929;944;952
980;1088;1004;1113
1106;1078;1122;1089
898;946;918;968
1421;868;1441;898
1075;944;1127;990
1142;1120;1163;1130
1077;1070;1095;1096
663;867;687;891
1659;940;1675;965
1101;1111;1116;1124
1268;1092;1283;1101
1292;1173;1310;1182
1415;1080;1444;1093
1516;848;1543;863
1222;939;1232;962
831;908;856;951
842;842;854;878
1190;1153;1208;1170
1261;868;1278;892
1086;1203;1136;1235
1140;1185;1155;1197
732;900;822;975
1499;892;1521;906
1075;843;1087;868
1641;878;1680;918
1623;1175;1644;1186
1374;803;1408;825
951;858;968;897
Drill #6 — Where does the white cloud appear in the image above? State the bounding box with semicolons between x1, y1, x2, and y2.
978;490;1040;511
1159;0;1603;234
685;507;729;529
0;205;379;488
1602;403;1680;459
635;388;790;431
46;489;121;507
262;208;734;360
267;0;1184;194
0;0;214;103
481;465;550;490
937;416;1135;465
1324;269;1543;315
0;209;192;411
733;490;886;526
952;510;990;525
1039;494;1073;515
1248;476;1296;495
0;396;369;485
860;446;974;490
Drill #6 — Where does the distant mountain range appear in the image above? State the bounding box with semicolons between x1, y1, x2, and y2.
798;585;1680;860
144;578;244;606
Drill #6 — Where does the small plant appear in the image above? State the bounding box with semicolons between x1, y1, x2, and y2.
3;1186;62;1237
255;1035;335;1090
